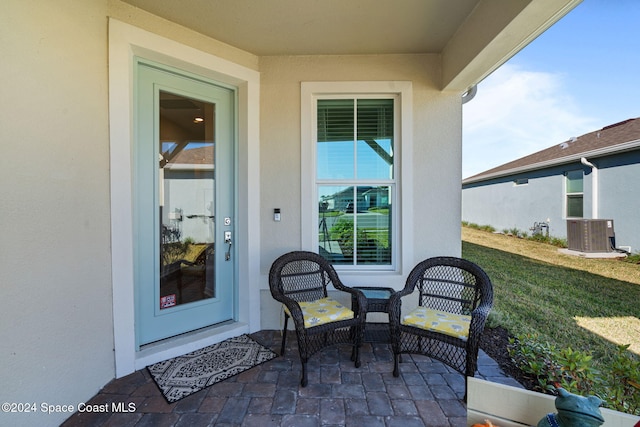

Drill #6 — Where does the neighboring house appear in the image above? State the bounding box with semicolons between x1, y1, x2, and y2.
462;118;640;253
2;1;581;425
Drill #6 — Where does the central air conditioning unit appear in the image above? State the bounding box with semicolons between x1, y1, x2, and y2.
566;219;615;253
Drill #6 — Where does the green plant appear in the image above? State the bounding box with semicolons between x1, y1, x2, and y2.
508;227;521;237
508;334;559;393
508;334;599;394
601;344;640;414
555;346;599;394
485;310;506;329
508;335;640;415
622;252;640;264
462;226;640;415
462;222;496;233
549;236;568;248
463;222;568;247
529;233;549;243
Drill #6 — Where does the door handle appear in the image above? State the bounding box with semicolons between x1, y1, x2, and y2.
224;231;232;261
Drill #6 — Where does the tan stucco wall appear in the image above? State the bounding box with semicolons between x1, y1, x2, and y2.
0;2;260;426
108;0;259;71
258;54;464;329
1;1;114;426
1;2;464;424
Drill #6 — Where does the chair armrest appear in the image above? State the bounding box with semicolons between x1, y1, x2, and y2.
334;286;367;320
388;291;404;326
388;283;416;315
272;294;305;325
469;300;492;338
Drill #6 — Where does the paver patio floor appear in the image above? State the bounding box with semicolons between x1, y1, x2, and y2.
62;330;521;426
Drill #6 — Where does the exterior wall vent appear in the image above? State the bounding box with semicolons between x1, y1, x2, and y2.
566;219;615;253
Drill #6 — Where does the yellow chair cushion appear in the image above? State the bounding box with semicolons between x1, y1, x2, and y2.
402;307;470;340
284;297;354;328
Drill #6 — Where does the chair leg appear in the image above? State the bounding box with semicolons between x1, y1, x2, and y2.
349;325;358;362
354;345;361;368
393;353;400;377
300;359;308;387
280;314;289;356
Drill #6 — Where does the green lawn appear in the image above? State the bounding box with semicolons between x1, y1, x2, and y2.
461;228;640;367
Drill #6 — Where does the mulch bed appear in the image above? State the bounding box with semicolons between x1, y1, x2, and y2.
480;326;538;391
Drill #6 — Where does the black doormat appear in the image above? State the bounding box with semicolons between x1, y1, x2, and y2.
147;334;278;403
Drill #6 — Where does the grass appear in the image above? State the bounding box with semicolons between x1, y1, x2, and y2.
461;226;640;366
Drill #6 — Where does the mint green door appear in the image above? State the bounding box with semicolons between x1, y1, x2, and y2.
135;60;235;346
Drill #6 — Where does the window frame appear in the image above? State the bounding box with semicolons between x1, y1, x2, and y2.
301;81;413;275
565;169;584;218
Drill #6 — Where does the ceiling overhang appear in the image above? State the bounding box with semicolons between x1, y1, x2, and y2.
442;0;582;91
120;0;582;91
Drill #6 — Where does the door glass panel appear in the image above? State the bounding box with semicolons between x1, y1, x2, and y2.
159;91;215;309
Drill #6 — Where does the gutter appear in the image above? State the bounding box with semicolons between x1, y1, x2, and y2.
580;157;598;219
462;85;477;104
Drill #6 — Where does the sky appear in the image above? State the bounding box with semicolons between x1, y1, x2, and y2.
462;0;640;179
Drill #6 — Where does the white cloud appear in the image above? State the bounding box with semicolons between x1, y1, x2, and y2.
462;64;597;178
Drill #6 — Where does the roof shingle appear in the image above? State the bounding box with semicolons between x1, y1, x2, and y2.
464;117;640;183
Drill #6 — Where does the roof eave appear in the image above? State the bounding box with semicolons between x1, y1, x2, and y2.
442;0;582;91
462;138;640;185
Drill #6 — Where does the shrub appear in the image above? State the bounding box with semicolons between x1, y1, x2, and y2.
508;334;598;394
622;252;640;264
464;222;496;232
508;227;520;237
549;236;568;248
485;310;506;329
601;344;640;414
529;233;549;243
463;222;568;248
508;334;566;393
509;334;640;415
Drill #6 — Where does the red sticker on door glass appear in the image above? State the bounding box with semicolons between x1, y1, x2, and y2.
160;294;176;309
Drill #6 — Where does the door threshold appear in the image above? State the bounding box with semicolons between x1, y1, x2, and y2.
135;321;249;370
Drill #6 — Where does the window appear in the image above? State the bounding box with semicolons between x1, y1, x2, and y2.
316;97;396;267
566;170;583;218
301;81;412;273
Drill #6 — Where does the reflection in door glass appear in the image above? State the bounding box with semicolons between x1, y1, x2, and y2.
158;91;215;308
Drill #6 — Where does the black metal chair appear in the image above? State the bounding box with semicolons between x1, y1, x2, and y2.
389;256;493;398
269;251;367;386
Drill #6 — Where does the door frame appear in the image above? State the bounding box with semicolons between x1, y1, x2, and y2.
108;19;261;377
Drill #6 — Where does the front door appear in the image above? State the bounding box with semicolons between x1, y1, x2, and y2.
135;60;235;346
